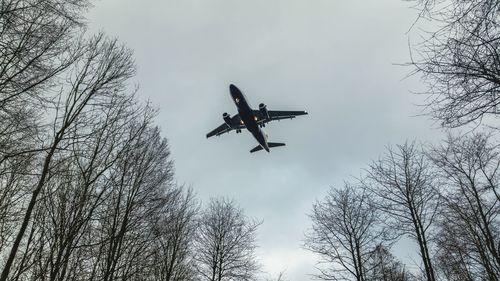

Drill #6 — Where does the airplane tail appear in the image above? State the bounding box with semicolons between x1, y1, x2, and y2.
250;142;286;153
269;142;286;148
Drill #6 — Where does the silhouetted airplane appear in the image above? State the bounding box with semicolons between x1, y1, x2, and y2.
206;84;308;153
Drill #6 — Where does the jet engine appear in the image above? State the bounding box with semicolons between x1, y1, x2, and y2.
259;103;270;119
223;112;232;127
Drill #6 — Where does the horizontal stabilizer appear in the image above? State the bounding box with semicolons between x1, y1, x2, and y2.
250;145;264;153
268;142;285;148
250;142;286;153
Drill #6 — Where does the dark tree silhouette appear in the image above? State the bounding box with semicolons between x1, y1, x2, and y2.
194;198;260;281
365;245;415;281
409;0;500;127
305;183;392;281
367;142;438;281
150;188;199;281
429;133;500;280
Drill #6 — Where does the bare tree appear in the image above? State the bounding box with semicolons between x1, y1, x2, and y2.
194;198;261;281
0;152;33;253
367;141;438;281
0;0;89;98
0;1;90;273
365;245;415;281
0;0;90;161
0;2;204;281
88;122;175;281
408;0;500;127
150;187;199;281
429;133;500;280
304;183;393;281
0;33;137;281
25;99;150;281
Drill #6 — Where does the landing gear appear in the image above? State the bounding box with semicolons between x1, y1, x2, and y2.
236;129;242;133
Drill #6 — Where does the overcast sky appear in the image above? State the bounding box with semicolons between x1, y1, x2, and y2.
89;1;443;279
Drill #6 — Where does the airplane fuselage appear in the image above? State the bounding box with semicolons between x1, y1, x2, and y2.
229;84;269;152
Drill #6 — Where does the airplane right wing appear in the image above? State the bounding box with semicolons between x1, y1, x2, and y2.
206;114;245;138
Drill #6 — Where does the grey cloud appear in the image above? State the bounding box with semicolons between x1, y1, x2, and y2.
88;0;442;279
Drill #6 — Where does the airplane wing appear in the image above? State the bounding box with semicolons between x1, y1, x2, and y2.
206;114;245;138
253;110;308;124
267;110;308;120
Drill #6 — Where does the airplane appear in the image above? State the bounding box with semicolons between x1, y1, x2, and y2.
206;84;308;153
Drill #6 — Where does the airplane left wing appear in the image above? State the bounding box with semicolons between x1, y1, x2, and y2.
267;110;308;120
253;110;308;124
206;114;245;138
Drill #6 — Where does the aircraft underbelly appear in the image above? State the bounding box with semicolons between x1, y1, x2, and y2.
238;108;266;149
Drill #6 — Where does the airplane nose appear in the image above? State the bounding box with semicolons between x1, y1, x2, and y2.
229;84;241;98
229;84;237;93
